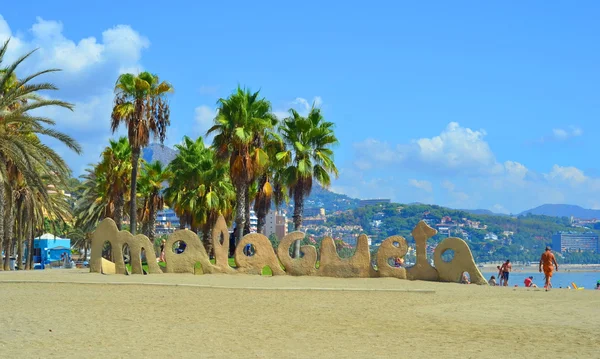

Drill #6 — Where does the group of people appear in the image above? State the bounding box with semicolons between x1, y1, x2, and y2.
488;247;559;291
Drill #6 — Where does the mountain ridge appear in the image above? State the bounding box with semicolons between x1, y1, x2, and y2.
519;204;600;218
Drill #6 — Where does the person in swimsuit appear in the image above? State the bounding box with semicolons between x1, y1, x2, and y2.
500;259;511;286
539;246;558;291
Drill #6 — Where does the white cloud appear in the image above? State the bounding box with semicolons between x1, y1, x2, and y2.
194;105;217;142
545;165;587;185
353;122;510;176
0;15;151;175
274;96;324;119
533;126;583;144
408;179;433;193
552;126;582;140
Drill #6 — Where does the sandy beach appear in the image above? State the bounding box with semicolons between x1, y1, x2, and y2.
1;269;599;358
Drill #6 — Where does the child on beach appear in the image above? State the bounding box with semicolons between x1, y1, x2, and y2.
497;266;503;286
488;275;496;286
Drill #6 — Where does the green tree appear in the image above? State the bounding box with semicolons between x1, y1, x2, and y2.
138;160;171;242
0;39;81;270
277;106;339;257
164;136;235;253
110;72;174;235
95;137;132;230
207;87;277;244
254;133;286;234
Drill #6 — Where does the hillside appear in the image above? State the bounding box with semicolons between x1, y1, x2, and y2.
142;143;178;165
297;186;360;214
326;203;600;264
520;204;600;218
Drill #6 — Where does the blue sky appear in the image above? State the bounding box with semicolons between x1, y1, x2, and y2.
2;1;600;214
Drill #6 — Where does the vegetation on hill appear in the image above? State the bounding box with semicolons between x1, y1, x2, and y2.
327;203;600;264
297;186;360;214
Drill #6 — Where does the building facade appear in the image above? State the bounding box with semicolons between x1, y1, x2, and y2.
552;232;599;253
156;209;181;234
249;210;258;233
263;210;288;240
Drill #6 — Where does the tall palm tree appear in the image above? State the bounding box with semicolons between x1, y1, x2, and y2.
207;87;277;244
138;160;171;242
110;72;174;235
95;137;132;230
254;133;287;234
0;39;82;269
164;136;235;252
277;106;339;257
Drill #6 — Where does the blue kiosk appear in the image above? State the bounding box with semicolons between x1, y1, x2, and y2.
30;233;71;269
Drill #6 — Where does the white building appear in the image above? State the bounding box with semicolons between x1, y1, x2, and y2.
484;232;499;241
263;210;288;240
249;210;258;233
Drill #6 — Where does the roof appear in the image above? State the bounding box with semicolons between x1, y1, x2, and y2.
35;233;67;241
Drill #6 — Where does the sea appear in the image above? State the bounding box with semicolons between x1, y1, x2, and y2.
488;270;600;290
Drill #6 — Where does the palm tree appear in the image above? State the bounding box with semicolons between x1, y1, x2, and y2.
164;136;235;253
95;137;132;230
0;39;82;269
110;72;174;235
277;106;339;257
138;160;171;242
254;134;287;234
207;87;277;244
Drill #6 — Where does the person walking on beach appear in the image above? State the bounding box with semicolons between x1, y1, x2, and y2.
500;260;512;286
539;246;558;291
159;239;166;262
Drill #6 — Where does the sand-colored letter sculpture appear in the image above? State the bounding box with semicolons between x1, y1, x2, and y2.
90;216;487;284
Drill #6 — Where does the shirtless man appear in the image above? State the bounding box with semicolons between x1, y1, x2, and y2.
500;259;512;286
539;246;558;291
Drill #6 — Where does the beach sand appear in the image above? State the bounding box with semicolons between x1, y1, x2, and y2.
1;269;599;358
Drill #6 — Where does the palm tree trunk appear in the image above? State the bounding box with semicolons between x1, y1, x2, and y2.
244;185;251;234
15;203;22;270
148;197;157;242
256;175;268;234
256;213;266;235
114;193;124;230
0;183;4;271
17;231;23;270
179;213;186;230
292;188;304;258
27;217;35;270
235;183;247;244
25;218;33;270
4;186;14;270
201;225;212;257
83;240;89;263
129;147;141;234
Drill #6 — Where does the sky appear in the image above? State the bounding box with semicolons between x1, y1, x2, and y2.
1;1;600;214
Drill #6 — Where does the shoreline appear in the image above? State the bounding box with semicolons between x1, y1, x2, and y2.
479;264;600;273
